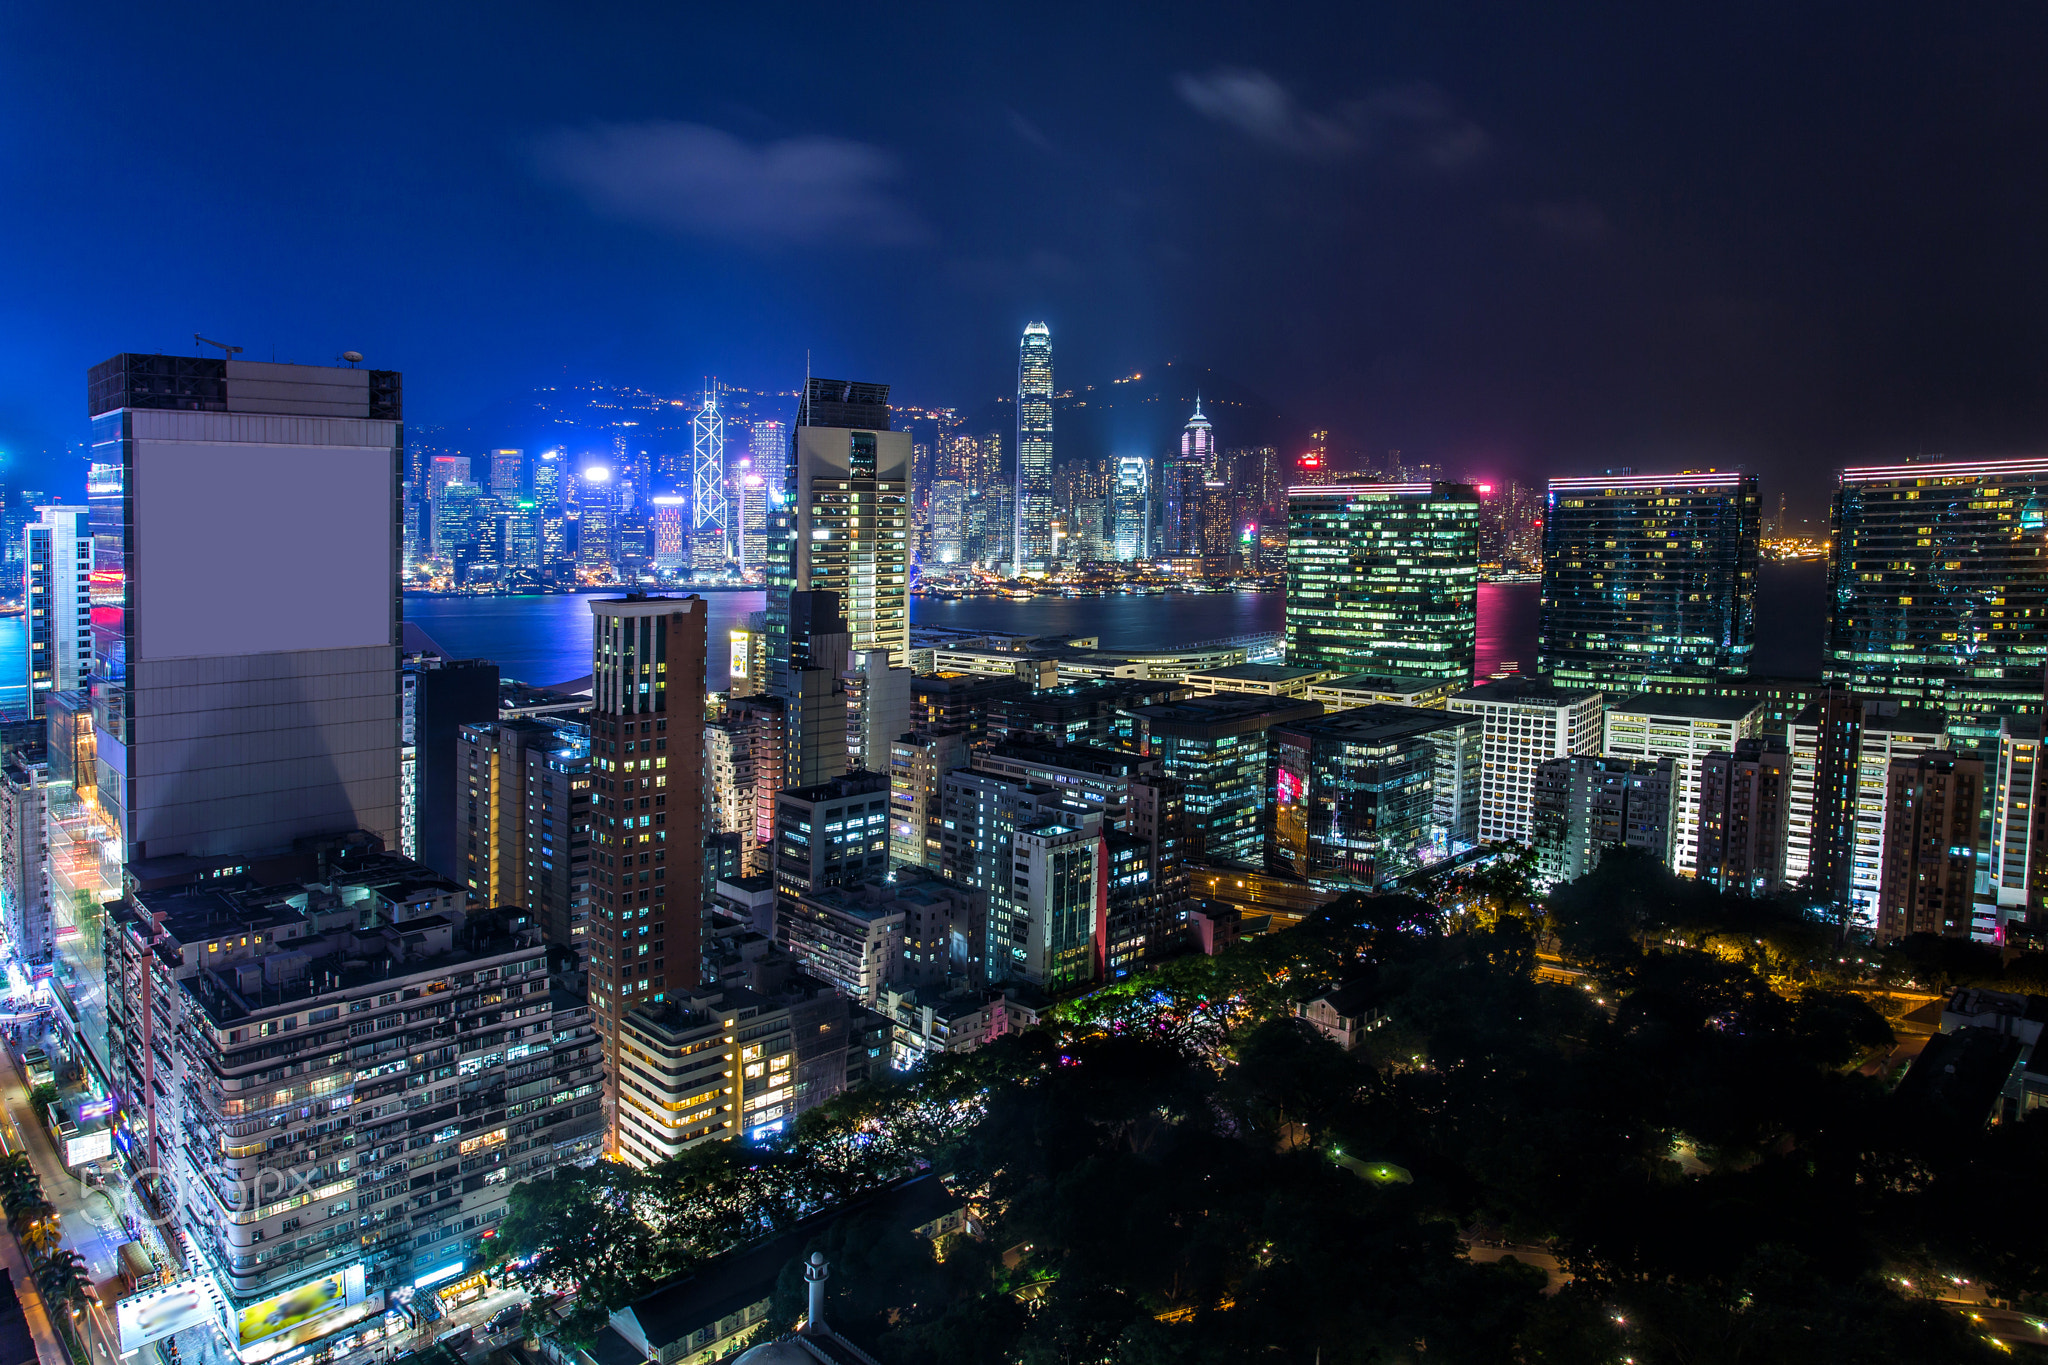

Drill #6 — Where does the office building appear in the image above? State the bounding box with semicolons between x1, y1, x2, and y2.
457;719;593;956
649;496;689;570
489;448;525;499
106;854;601;1342
1602;695;1766;876
1015;323;1054;569
585;594;706;1158
1162;457;1205;556
1449;679;1605;845
784;380;910;668
1532;755;1678;885
1539;471;1760;690
938;770;1086;982
772;770;892;921
1269;705;1484;885
1877;752;1984;941
1825;456;2048;720
691;381;728;565
929;478;967;566
411;658;501;884
23;505;92;717
1697;739;1792;897
1113;458;1150;561
1012;817;1106;990
1127;696;1323;866
1304;674;1463;711
888;728;970;874
844;648;912;776
1286;482;1481;684
0;735;50;967
86;353;403;866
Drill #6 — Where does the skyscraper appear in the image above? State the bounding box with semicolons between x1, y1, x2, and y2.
1113;458;1150;561
1825;456;2048;721
751;419;788;498
489;447;525;499
1163;457;1205;556
691;380;728;566
85;353;402;866
23;505;91;717
586;593;707;1158
1539;471;1760;690
785;378;911;669
1286;481;1481;683
1182;395;1214;473
1015;322;1053;570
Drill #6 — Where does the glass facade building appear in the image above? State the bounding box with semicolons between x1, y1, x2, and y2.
1824;457;2048;721
1015;322;1053;569
1284;481;1480;683
1538;471;1760;691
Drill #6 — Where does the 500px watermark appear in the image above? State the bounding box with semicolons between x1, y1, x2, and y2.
74;1164;342;1234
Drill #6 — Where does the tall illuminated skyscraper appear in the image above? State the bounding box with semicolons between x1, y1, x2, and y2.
1286;481;1480;683
1182;395;1214;472
23;505;91;717
489;447;525;499
1015;322;1053;570
1539;471;1760;691
692;380;728;565
782;379;910;668
1113;458;1150;561
585;594;706;1158
1825;456;2048;721
750;419;787;498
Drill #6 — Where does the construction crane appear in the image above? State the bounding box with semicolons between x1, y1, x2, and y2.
194;333;243;360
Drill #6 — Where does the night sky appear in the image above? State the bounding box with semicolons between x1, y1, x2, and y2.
4;4;2045;522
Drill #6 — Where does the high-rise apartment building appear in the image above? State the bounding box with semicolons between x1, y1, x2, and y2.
23;505;92;716
1015;323;1054;569
1539;472;1760;690
1697;739;1792;896
87;354;402;876
1877;752;1983;941
1826;457;2048;720
1784;691;1863;906
1988;716;2042;935
844;648;912;775
1531;755;1678;885
1449;679;1605;845
889;728;970;873
1849;708;1949;929
1286;482;1481;684
585;594;707;1157
1601;695;1765;876
786;380;910;668
106;855;602;1342
458;718;594;957
0;733;50;967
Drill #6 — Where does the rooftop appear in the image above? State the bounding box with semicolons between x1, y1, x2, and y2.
1281;704;1475;743
1184;663;1328;684
1451;678;1602;707
1129;695;1325;738
1606;693;1766;722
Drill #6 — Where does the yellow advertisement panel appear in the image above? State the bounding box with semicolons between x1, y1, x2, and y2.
237;1269;345;1346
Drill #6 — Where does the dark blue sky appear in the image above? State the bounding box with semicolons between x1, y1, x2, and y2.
4;4;2044;521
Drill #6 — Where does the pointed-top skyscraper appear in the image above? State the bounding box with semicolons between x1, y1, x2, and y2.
1182;393;1214;472
1015;322;1053;570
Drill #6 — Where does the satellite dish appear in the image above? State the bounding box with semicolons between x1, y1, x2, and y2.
342;351;364;364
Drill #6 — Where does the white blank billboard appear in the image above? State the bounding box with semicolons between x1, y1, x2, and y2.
134;439;392;661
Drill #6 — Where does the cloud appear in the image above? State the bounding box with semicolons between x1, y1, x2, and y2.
1175;69;1489;170
530;121;926;247
1173;69;1355;156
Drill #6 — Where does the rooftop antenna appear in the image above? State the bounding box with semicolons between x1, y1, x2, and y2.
194;333;244;361
801;349;811;426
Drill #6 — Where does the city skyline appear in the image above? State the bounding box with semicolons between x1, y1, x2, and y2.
6;8;2048;525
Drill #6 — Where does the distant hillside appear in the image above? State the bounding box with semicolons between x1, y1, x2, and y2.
960;361;1297;467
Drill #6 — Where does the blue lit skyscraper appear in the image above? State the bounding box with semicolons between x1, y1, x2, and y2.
1113;457;1150;561
1015;322;1053;570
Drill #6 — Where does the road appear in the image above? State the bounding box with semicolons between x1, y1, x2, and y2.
0;1012;113;1365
